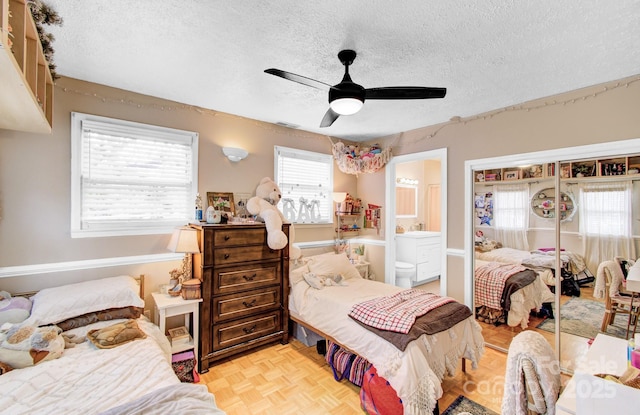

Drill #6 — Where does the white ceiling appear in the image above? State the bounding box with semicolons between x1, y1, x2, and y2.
45;0;640;142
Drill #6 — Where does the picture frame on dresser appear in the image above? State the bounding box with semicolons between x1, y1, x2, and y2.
207;192;236;216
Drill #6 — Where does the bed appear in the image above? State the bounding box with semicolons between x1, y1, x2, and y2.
474;259;555;328
0;275;225;415
476;246;594;289
288;252;485;415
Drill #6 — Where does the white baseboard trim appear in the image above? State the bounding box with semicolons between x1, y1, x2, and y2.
0;253;183;279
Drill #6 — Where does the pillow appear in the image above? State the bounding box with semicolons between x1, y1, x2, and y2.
55;306;143;332
0;324;65;368
302;272;347;290
289;265;309;286
87;319;146;349
307;252;362;280
26;275;144;327
0;293;32;326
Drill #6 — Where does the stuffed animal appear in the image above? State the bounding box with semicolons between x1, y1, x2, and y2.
247;177;301;259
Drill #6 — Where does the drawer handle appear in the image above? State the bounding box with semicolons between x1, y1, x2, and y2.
242;273;257;281
242;299;257;308
224;235;230;241
224;253;230;259
243;325;257;334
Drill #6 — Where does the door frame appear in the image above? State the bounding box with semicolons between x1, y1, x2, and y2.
385;147;448;296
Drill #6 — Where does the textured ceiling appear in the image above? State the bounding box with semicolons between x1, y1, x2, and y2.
45;0;640;141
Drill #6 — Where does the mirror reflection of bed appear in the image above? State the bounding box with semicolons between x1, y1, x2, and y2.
470;145;640;372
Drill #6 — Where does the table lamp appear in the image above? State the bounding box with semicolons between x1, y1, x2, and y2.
167;226;200;281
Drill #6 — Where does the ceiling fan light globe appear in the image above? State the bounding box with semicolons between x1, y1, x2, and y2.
330;97;364;115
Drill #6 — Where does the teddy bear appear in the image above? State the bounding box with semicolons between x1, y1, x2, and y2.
247;177;301;259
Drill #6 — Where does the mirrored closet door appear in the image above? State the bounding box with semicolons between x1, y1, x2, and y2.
466;138;640;371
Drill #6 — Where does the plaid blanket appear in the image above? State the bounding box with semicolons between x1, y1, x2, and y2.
348;289;455;334
475;262;526;309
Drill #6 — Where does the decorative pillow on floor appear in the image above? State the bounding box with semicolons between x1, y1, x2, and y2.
0;324;65;368
87;319;146;349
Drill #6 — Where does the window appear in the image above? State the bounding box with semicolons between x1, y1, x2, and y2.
579;181;633;237
493;183;530;250
493;184;529;229
274;146;333;224
71;112;198;237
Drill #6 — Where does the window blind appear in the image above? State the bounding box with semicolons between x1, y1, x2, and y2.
71;113;198;237
275;146;333;224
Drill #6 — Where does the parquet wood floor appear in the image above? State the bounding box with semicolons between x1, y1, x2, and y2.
200;338;513;414
199;282;586;413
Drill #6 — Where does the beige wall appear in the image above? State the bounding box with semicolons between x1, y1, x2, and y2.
2;74;639;299
0;77;356;293
369;74;640;300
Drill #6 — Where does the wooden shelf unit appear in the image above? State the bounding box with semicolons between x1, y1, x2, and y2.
335;212;361;236
0;0;53;133
475;155;640;183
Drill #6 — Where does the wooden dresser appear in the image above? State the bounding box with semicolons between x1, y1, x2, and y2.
191;223;290;372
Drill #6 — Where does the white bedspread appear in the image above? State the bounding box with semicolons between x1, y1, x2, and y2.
289;278;485;415
0;318;221;415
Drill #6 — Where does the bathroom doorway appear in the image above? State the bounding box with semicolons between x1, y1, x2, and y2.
384;148;447;295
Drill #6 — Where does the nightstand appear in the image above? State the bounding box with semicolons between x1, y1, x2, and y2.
354;261;371;279
151;292;203;361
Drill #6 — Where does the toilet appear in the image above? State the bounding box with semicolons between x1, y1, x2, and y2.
395;261;415;288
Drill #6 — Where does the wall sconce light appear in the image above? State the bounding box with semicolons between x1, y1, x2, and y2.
222;147;248;162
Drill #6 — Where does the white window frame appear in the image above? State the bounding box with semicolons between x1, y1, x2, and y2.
70;112;199;238
579;182;633;237
493;185;530;230
274;146;333;225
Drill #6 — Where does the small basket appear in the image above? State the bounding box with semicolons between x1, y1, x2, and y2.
181;279;201;300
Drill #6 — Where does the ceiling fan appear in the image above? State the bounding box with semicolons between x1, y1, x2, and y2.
265;49;446;128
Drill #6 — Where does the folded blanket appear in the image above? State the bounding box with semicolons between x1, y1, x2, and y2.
501;269;537;311
475;262;527;310
349;289;455;334
351;301;472;351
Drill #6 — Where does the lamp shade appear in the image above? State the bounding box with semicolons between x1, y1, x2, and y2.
167;227;200;253
332;192;347;203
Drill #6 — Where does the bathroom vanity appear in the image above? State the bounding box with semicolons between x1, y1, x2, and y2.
396;231;441;284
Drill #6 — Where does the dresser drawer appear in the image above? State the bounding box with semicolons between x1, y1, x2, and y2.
213;228;267;247
213;286;281;322
214;245;281;266
214;262;281;294
213;310;281;350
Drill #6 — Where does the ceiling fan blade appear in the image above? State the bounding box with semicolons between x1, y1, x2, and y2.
264;68;332;91
364;86;446;100
320;108;340;128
